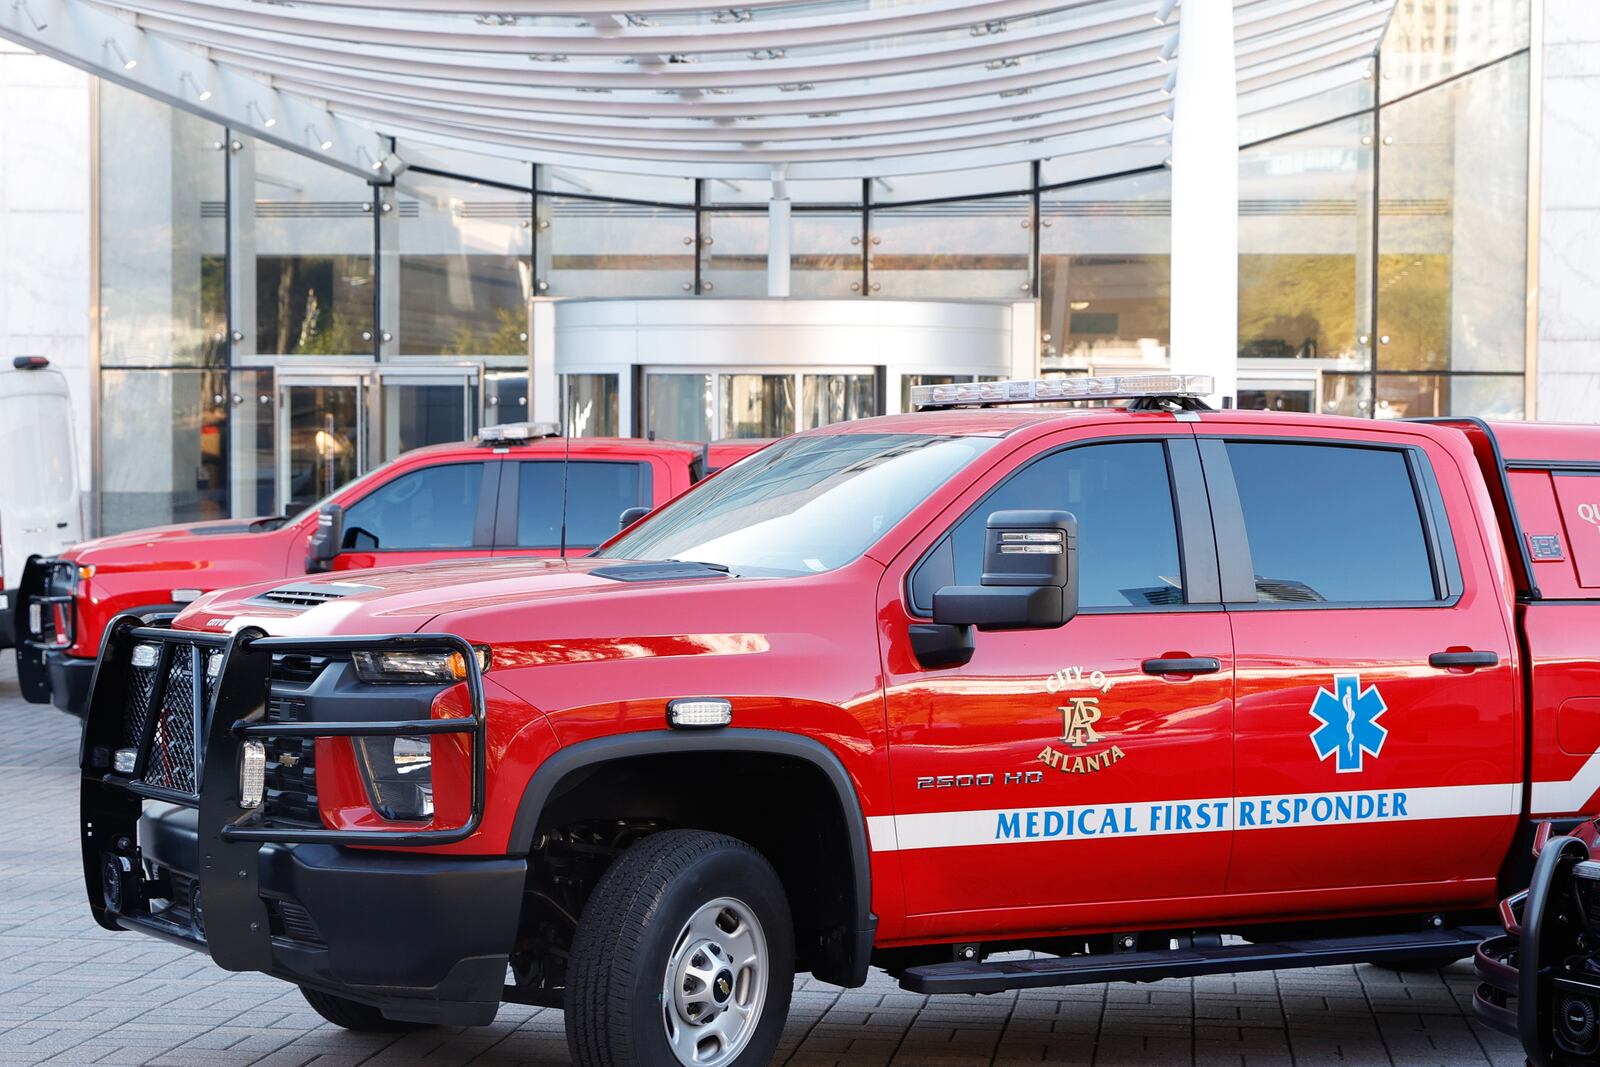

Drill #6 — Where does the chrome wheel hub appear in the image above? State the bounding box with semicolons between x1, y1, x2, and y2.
661;897;767;1066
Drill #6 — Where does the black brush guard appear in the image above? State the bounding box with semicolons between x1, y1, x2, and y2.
15;556;75;703
80;612;488;975
1476;835;1600;1066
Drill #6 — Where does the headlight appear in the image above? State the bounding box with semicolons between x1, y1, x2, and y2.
354;736;433;821
350;646;490;684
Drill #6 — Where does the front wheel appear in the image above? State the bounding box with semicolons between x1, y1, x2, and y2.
566;829;794;1067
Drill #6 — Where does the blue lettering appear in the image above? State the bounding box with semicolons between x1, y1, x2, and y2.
1357;794;1375;819
1312;797;1332;822
996;812;1020;840
1043;811;1064;838
1025;811;1041;838
1292;798;1310;823
1098;808;1120;835
1394;792;1409;817
1336;796;1353;820
1239;800;1257;826
1376;793;1391;818
1276;799;1293;823
1174;804;1193;831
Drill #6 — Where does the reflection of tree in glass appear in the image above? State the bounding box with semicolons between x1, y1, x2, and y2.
1376;253;1450;370
1238;254;1357;359
200;256;228;364
449;306;527;356
259;256;369;355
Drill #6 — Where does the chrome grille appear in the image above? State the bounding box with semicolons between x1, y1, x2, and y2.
143;651;199;794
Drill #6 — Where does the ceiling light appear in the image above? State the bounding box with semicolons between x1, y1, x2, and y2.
1159;33;1178;63
13;0;46;32
306;124;333;151
246;100;277;128
104;37;137;70
180;71;211;101
1155;0;1178;24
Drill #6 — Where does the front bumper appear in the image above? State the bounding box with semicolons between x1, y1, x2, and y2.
45;651;94;715
132;804;524;1025
80;616;505;1026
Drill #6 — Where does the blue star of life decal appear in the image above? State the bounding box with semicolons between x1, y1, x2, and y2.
1309;673;1388;773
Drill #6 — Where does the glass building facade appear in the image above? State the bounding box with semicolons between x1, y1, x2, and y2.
91;0;1535;534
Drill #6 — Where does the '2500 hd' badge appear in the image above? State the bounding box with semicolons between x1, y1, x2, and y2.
1036;665;1126;776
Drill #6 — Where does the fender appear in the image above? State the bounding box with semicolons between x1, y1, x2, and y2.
506;728;876;985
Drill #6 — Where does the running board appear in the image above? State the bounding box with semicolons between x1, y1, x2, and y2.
899;925;1500;994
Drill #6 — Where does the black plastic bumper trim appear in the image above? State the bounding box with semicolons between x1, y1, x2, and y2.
126;804;525;1026
45;650;95;715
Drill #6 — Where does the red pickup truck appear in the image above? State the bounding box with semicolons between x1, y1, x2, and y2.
19;429;762;715
75;376;1600;1067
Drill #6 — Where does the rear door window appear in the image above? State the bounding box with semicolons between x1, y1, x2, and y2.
1224;442;1440;604
516;461;651;549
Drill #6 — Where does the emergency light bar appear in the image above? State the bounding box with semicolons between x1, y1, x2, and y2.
910;374;1214;411
478;421;560;444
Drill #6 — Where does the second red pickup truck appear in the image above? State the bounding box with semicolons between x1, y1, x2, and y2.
16;428;764;715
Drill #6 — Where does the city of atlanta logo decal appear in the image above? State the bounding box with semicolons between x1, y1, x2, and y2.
1309;674;1388;773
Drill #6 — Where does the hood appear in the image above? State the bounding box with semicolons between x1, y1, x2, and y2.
173;556;740;638
68;515;288;564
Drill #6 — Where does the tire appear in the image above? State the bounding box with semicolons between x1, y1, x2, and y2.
300;987;433;1032
566;829;795;1067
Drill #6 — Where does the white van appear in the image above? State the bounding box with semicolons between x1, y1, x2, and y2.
0;358;83;649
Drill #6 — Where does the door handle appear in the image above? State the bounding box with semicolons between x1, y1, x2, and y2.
1429;650;1499;669
1142;656;1222;676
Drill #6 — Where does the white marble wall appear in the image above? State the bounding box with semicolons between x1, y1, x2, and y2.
0;45;93;514
1537;1;1600;422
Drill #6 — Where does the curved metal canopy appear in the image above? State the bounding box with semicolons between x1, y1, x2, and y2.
0;0;1393;181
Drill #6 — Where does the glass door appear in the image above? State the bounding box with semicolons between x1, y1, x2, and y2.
278;373;366;515
641;366;879;442
374;365;482;463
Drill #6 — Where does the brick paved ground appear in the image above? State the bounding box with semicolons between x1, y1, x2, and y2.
0;656;1525;1066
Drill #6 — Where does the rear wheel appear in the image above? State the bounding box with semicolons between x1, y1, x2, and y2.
566;829;794;1067
299;987;432;1032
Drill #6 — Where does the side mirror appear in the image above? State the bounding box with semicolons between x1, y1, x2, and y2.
305;504;345;573
619;505;651;532
932;509;1078;632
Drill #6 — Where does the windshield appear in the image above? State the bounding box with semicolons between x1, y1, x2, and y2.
598;432;996;577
